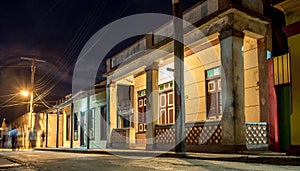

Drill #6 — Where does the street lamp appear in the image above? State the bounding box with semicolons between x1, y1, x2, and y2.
19;89;31;149
20;90;29;97
20;89;33;130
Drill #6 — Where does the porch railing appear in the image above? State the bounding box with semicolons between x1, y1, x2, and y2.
245;122;268;145
155;121;222;146
111;127;135;149
154;121;268;146
110;121;269;150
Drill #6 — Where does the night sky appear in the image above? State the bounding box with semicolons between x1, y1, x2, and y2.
0;0;199;122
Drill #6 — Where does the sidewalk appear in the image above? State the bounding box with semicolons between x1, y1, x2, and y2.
35;148;300;166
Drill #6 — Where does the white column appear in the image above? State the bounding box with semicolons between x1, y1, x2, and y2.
220;30;246;151
106;81;116;148
145;62;159;150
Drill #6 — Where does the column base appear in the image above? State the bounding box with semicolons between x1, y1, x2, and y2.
268;143;280;152
234;145;248;153
221;145;248;154
146;144;156;151
286;145;300;156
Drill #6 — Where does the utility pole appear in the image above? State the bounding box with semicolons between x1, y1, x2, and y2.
21;57;46;129
86;92;90;149
172;0;186;153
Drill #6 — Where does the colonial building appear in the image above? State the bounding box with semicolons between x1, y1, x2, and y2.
53;82;107;149
8;81;107;150
105;0;272;152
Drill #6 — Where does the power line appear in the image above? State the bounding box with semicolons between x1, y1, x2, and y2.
0;102;29;108
0;66;30;68
35;0;102;87
0;93;20;98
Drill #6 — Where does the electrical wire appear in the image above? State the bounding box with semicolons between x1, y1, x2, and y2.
0;95;19;106
35;92;53;109
35;0;104;89
0;93;20;98
0;102;28;108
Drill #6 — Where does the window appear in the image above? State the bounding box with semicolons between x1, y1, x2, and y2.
89;108;95;140
273;53;291;85
66;115;71;141
74;113;78;141
159;82;174;125
206;67;222;120
100;106;107;140
207;81;215;92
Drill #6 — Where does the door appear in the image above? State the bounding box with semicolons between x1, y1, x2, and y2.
206;78;222;119
136;90;147;148
159;91;174;124
100;106;107;140
80;112;85;147
138;96;147;132
277;85;291;152
206;67;222;120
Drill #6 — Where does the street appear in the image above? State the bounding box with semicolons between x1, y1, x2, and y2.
0;151;299;171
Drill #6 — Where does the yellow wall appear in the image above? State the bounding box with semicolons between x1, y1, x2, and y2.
244;36;260;122
62;105;71;148
128;40;261;125
184;44;220;122
131;44;220;124
109;85;117;136
12;113;59;148
47;114;60;148
289;34;300;145
184;53;206;122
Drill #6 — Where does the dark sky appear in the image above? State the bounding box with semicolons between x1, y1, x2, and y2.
0;0;199;122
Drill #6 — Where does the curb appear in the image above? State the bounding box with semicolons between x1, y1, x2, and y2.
35;148;300;166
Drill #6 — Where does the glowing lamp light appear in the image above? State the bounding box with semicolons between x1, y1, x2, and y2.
20;90;29;97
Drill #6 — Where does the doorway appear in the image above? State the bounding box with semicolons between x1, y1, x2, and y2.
80;111;85;147
100;106;107;140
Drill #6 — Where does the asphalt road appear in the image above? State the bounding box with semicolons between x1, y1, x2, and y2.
0;151;300;171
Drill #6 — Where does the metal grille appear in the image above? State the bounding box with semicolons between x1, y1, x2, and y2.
155;121;222;145
246;122;268;144
111;128;127;143
155;125;175;144
186;123;222;145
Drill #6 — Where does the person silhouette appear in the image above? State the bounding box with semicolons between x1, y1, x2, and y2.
9;127;18;151
41;130;45;147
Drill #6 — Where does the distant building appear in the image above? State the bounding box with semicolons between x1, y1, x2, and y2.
10;112;56;148
50;81;107;149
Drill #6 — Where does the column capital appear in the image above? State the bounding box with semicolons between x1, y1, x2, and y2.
145;62;159;71
107;81;116;88
219;29;245;41
258;37;266;43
